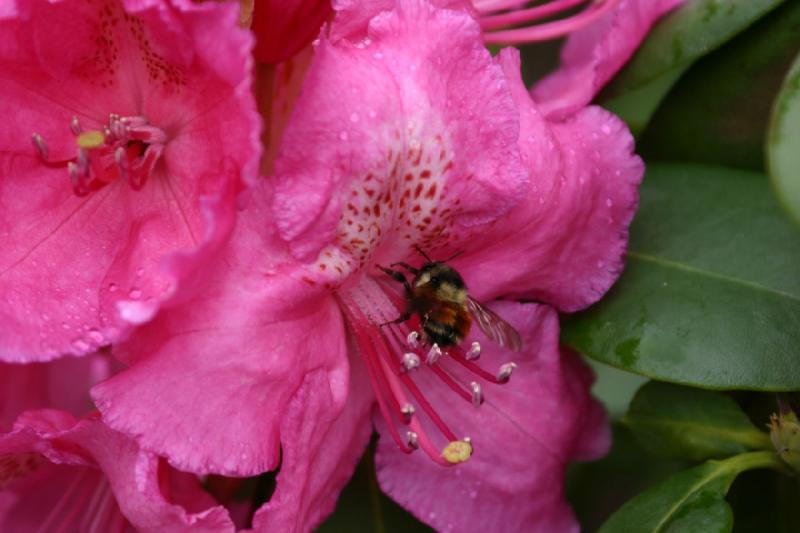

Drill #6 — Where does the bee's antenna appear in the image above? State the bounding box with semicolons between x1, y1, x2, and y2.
444;250;465;262
413;245;433;263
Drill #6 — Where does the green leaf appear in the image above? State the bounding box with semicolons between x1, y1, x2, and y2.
623;382;771;460
599;451;782;533
567;424;691;531
561;164;800;390
600;0;785;135
638;1;800;171
768;51;800;226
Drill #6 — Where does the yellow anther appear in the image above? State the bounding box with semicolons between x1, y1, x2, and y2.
76;130;105;149
442;440;472;464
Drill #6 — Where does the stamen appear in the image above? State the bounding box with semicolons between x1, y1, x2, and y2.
402;352;421;372
76;130;105;149
497;362;517;383
466;341;481;360
470;381;484;407
426;343;442;365
31;133;48;160
482;0;623;44
428;364;472;403
68;162;89;197
76;148;89;176
340;279;519;467
480;0;586;30
442;439;473;464
31;113;167;197
114;146;129;184
69;116;82;135
407;331;420;348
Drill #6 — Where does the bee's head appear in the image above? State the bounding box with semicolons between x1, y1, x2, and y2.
415;262;467;302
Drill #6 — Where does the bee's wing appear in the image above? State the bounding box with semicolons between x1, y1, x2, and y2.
466;297;523;352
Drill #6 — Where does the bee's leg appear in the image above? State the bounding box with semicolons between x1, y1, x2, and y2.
376;265;414;326
379;311;412;327
388;261;419;275
377;265;413;294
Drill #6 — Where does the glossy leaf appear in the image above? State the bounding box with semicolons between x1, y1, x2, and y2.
600;0;785;135
561;164;800;390
639;1;800;171
768;50;800;225
599;451;782;533
624;382;771;460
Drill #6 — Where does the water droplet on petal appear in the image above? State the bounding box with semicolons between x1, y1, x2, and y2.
128;288;142;299
87;329;104;344
606;198;614;207
72;339;90;352
136;268;144;277
339;131;349;141
349;112;359;123
108;283;118;293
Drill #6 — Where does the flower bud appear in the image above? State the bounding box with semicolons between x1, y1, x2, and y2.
769;410;800;473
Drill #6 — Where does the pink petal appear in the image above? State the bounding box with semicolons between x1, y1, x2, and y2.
532;0;684;118
0;410;234;532
0;351;115;431
458;49;642;311
273;0;527;269
251;0;332;64
92;185;353;476
252;362;374;531
374;303;610;532
0;0;259;362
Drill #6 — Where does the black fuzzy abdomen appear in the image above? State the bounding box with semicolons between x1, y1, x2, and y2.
420;302;472;348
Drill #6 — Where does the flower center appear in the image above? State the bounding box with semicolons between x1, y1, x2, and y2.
337;277;517;466
31;114;167;197
475;0;623;43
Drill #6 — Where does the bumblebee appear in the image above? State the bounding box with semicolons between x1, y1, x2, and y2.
379;247;522;351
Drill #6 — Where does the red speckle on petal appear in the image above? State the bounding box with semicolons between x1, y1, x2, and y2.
425;184;437;199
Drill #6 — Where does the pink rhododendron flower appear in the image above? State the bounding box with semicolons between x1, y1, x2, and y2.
251;0;332;64
0;0;260;362
91;0;643;530
0;409;235;532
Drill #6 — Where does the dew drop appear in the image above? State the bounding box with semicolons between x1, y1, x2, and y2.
373;51;384;60
128;288;142;299
72;339;90;352
87;329;104;344
136;268;144;277
61;323;70;330
339;131;349;141
368;110;376;119
601;124;612;134
349;112;359;123
108;283;118;293
606;198;614;207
